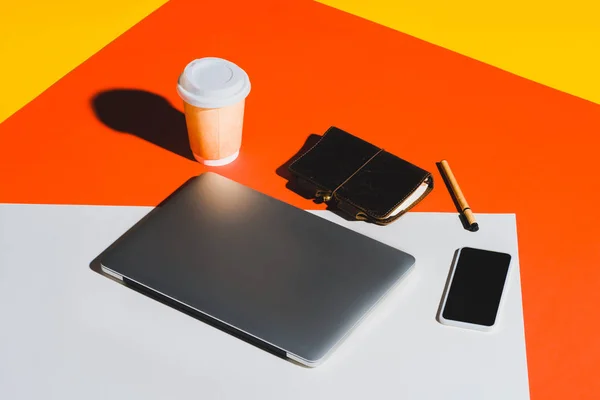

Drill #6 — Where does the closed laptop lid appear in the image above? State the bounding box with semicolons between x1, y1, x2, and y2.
99;172;415;366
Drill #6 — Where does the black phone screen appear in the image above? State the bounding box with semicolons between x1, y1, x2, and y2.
442;247;511;326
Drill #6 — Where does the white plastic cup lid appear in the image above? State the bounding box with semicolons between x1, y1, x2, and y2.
177;57;251;109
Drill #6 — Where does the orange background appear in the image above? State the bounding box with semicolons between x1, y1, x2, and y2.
1;0;599;398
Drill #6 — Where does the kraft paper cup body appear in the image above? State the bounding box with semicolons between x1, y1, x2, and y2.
183;100;245;166
177;57;251;166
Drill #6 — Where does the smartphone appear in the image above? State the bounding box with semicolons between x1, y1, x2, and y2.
438;247;512;331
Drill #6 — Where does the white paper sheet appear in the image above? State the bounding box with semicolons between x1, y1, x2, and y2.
0;204;529;400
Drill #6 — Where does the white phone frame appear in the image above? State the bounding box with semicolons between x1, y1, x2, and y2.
437;247;512;332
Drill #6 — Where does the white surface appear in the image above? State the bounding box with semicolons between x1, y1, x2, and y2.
0;205;529;400
194;149;240;166
177;57;251;108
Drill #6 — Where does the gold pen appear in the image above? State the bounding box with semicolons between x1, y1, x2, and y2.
437;159;479;232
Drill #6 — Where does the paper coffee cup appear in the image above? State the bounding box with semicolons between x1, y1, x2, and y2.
177;57;251;166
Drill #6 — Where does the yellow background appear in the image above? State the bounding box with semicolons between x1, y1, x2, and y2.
1;0;599;124
0;1;167;123
317;0;600;104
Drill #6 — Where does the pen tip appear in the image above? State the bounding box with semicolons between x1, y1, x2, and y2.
469;223;479;232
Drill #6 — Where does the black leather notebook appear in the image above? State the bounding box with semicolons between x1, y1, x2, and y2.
288;127;433;225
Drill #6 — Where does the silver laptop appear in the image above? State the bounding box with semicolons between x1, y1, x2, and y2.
98;172;415;367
